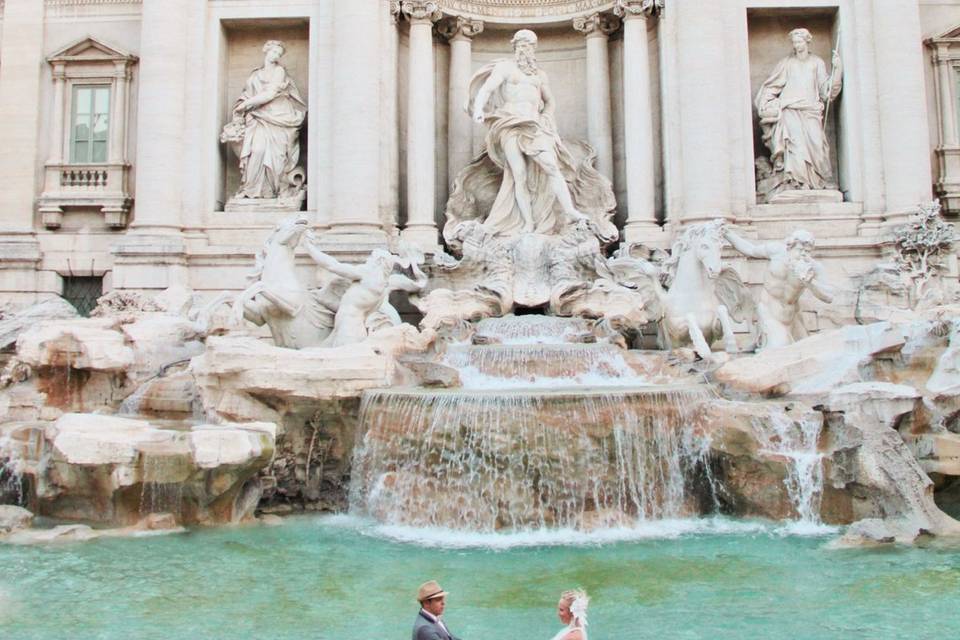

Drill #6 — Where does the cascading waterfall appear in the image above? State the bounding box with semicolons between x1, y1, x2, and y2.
756;413;825;524
349;315;716;532
350;387;714;531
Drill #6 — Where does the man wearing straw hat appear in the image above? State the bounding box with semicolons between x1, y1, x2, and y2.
412;580;461;640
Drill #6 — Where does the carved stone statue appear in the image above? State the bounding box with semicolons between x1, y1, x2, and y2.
303;236;427;348
655;221;753;360
724;227;835;350
217;216;422;349
229;215;335;348
755;28;842;203
220;40;307;212
445;29;617;244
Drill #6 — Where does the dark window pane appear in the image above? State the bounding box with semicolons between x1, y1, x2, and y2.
92;141;107;163
72;140;89;163
62;276;103;318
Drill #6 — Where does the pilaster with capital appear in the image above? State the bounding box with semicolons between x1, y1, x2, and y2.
614;0;662;240
439;17;485;187
573;12;618;180
933;44;958;148
401;1;443;250
48;64;67;166
329;0;387;237
400;0;442;23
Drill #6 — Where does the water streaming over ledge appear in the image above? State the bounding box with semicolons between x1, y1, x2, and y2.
350;385;716;532
756;412;826;529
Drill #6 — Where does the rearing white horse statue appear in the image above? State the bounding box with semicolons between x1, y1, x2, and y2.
656;220;754;361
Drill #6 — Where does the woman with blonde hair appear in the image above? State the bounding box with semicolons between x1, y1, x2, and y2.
550;588;589;640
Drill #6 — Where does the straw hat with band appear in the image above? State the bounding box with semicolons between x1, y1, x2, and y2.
417;580;448;603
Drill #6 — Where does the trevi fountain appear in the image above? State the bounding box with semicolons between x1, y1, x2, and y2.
2;0;960;638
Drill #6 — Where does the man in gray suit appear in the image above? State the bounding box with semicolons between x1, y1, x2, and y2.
412;580;461;640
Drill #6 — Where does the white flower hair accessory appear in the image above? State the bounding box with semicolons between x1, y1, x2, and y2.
569;592;589;627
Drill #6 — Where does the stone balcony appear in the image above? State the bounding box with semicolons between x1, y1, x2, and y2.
37;162;133;229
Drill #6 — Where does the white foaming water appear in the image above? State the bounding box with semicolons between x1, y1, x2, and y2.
442;344;651;390
0;429;36;507
472;315;594;345
319;514;832;549
757;413;825;526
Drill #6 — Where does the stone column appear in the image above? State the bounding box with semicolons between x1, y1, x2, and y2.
130;0;190;235
0;0;45;234
671;0;731;224
934;44;959;148
109;61;130;164
872;0;932;224
573;13;618;180
330;0;385;238
0;0;46;302
614;0;661;242
401;1;442;250
439;16;484;187
111;0;194;292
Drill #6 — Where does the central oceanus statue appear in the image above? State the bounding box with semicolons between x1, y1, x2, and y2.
445;29;617;245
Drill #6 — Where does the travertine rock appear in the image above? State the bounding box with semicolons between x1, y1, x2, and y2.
715;322;910;395
3;514;185;545
0;297;78;353
820;384;960;538
190;335;404;423
16;318;133;372
4;413;276;526
0;505;33;533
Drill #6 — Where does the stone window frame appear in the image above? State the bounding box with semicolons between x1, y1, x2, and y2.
37;36;138;230
927;26;960;216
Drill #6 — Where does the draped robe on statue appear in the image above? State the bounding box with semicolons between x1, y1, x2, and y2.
444;61;617;244
235;67;307;199
755;54;840;191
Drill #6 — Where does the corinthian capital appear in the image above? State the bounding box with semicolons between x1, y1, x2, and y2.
437;16;485;41
400;0;442;22
613;0;664;19
573;13;620;37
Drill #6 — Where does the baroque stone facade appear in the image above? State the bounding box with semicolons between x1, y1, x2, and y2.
0;0;956;339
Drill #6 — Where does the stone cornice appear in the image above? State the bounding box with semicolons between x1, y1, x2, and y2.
45;0;142;18
438;0;616;22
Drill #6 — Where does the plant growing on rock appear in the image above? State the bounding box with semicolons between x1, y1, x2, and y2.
889;200;958;306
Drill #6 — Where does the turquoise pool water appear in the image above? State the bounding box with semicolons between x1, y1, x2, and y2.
2;515;959;639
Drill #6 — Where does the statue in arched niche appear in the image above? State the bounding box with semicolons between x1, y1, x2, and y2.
444;29;617;245
220;40;307;212
755;28;842;204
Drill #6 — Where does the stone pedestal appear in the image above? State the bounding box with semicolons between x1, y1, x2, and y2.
767;190;844;206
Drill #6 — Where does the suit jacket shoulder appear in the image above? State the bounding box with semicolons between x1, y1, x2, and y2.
413;614;445;640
